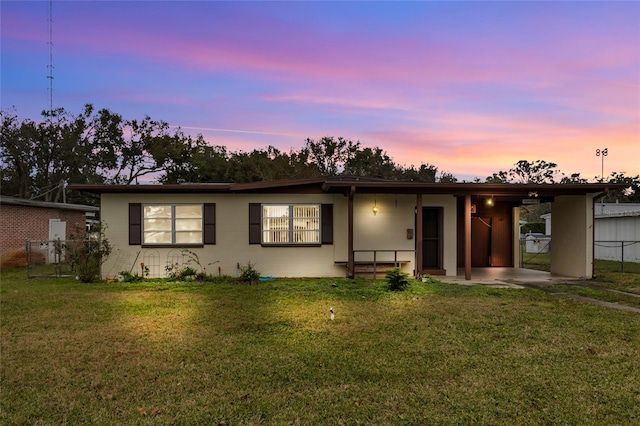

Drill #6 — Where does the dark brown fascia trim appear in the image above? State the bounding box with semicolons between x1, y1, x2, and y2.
0;195;99;212
68;179;630;197
231;177;327;191
68;183;233;194
68;180;327;194
321;181;629;197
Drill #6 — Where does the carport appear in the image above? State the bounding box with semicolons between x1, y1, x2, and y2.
321;179;628;280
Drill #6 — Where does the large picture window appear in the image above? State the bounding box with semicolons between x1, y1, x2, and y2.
262;204;320;244
129;203;215;246
143;204;203;245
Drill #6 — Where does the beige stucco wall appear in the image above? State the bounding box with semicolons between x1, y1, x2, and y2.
424;194;457;276
100;191;460;279
101;193;344;279
350;194;415;274
513;207;521;269
551;194;594;278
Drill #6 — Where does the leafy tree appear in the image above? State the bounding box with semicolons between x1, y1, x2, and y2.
601;172;640;202
487;160;559;184
399;163;438;182
486;160;639;202
305;136;353;176
485;171;508;183
559;172;588;184
0;108;37;198
343;145;397;179
1;105;112;202
105;115;188;184
159;141;229;184
437;171;458;183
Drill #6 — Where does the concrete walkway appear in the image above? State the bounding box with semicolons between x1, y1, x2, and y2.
437;267;572;288
437;267;640;313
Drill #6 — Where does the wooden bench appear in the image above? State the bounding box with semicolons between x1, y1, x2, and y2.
335;260;411;279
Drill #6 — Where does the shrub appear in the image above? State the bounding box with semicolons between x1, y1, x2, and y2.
179;266;198;279
118;271;144;283
420;274;438;285
165;263;199;281
386;268;410;291
521;222;546;235
67;223;113;283
180;249;219;276
239;262;260;284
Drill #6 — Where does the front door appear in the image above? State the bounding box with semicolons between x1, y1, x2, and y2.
422;207;443;270
471;217;491;266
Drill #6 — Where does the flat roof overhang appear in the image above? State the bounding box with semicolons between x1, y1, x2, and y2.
0;195;99;212
69;178;630;200
320;180;629;201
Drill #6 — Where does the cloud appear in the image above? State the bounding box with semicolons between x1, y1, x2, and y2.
2;1;638;181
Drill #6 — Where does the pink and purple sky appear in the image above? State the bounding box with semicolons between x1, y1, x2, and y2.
2;1;639;181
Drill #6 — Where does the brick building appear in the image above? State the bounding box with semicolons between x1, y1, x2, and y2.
0;196;99;258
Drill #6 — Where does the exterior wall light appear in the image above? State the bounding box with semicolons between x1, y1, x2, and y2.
485;196;494;207
373;196;378;215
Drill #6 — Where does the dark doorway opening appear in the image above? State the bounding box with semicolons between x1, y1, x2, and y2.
471;217;492;266
422;207;444;272
457;197;514;268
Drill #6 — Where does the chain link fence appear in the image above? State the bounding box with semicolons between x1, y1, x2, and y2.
594;240;640;272
520;238;640;273
26;240;78;278
520;237;552;272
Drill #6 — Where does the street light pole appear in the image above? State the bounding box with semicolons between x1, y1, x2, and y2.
595;148;608;182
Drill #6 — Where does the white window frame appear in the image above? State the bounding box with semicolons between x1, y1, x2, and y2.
142;204;203;245
262;204;320;245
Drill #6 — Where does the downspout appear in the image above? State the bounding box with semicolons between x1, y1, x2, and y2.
591;189;609;279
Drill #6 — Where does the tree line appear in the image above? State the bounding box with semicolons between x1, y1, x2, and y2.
1;105;637;204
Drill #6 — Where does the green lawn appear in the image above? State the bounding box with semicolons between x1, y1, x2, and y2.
522;253;640;300
1;269;639;425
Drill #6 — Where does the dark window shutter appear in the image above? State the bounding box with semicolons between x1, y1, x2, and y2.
129;203;142;245
249;203;261;244
321;203;333;244
203;203;216;244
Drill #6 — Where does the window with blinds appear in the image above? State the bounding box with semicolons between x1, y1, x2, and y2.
262;204;320;244
143;204;203;245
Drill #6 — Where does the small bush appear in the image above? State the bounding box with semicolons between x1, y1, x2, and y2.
118;271;144;283
521;222;546;235
200;274;238;284
179;266;198;278
239;262;260;284
66;224;113;283
420;274;438;285
165;263;199;281
386;268;410;291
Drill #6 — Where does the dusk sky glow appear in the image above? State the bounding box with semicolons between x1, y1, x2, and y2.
2;1;639;181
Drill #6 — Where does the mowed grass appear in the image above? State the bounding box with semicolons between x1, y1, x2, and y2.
523;253;640;298
1;269;639;425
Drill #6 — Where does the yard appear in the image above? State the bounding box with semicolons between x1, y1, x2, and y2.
1;268;639;425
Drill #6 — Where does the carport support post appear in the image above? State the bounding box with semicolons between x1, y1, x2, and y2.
415;193;423;277
464;194;471;280
348;185;355;278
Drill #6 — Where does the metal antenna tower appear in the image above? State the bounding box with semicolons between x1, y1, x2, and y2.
47;0;54;116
